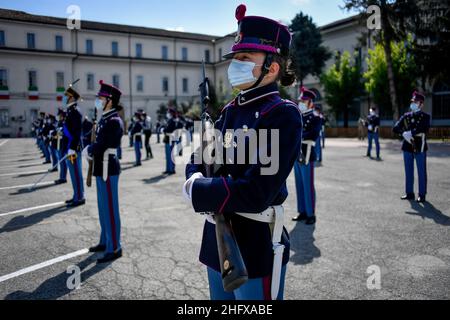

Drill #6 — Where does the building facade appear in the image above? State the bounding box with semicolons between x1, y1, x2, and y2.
0;9;234;137
0;9;448;137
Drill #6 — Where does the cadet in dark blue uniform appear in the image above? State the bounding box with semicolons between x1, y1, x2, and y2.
314;105;323;163
54;108;68;184
62;84;85;207
130;112;144;166
41;114;56;168
163;108;177;175
47;114;59;172
393;91;431;203
37;113;51;164
86;80;124;263
184;5;302;300
365;107;381;160
293;87;321;225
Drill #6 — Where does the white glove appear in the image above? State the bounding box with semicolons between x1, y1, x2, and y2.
368;125;373;131
68;149;76;156
183;172;204;202
403;131;413;144
82;147;92;161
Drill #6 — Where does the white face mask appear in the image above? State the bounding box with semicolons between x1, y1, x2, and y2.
166;113;173;120
370;111;376;116
95;98;105;113
410;103;420;112
227;59;262;88
298;102;308;113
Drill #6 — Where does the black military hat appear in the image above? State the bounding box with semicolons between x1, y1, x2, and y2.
224;4;292;59
411;91;425;103
65;84;80;100
298;87;317;102
97;80;122;102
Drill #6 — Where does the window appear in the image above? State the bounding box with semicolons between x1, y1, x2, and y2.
181;47;188;61
0;31;5;46
56;72;64;88
433;81;450;120
162;77;169;93
136;75;144;92
0;69;7;87
162;45;168;60
112;41;119;56
27;33;35;49
86;39;93;55
28;70;37;88
205;49;210;63
136;43;143;58
55;35;63;51
0;109;9;128
112;74;120;88
182;78;188;93
87;73;94;91
218;48;222;61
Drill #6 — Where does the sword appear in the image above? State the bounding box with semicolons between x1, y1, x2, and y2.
28;154;69;191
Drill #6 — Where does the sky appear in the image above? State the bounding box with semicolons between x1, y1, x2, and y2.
0;0;356;36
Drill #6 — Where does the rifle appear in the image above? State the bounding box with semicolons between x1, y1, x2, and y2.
199;60;248;292
86;109;97;187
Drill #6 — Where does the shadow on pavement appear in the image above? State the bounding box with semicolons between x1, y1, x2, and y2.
406;201;450;226
0;205;75;234
289;223;321;265
142;174;169;185
9;183;57;196
5;254;111;300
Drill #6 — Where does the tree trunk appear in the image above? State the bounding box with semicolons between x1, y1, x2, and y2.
380;8;400;122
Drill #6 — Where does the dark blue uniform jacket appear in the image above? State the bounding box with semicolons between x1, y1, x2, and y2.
186;83;303;279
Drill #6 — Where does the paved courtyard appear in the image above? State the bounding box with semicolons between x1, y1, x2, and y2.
0;137;449;300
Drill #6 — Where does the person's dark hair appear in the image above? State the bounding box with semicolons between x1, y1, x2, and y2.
273;54;296;87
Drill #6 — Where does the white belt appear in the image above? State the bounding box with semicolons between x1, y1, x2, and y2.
103;148;117;181
302;140;316;166
205;205;285;300
415;133;426;153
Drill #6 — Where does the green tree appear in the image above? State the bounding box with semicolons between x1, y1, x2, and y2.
320;51;364;128
342;0;414;121
399;0;450;86
290;12;331;87
364;39;418;119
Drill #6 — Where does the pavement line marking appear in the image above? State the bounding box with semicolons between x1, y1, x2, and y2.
0;248;89;284
0;202;66;218
0;140;9;147
0;169;49;177
0;181;54;191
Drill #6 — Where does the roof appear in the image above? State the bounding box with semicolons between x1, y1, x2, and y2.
0;9;219;42
319;14;361;32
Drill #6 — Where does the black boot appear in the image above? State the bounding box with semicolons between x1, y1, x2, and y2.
305;215;316;225
292;213;307;222
417;195;426;203
89;245;106;253
67;199;86;207
401;193;415;200
97;249;122;264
